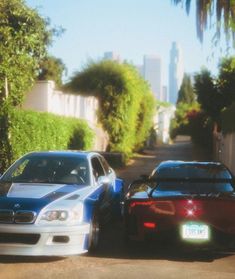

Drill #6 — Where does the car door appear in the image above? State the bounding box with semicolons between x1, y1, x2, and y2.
91;156;112;223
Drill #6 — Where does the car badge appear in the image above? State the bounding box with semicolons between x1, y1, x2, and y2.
14;203;21;209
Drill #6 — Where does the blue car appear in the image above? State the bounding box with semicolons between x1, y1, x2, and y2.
0;151;123;256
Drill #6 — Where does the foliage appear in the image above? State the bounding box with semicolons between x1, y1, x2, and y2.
217;57;235;105
66;60;156;157
170;102;200;138
0;0;52;106
221;102;235;134
37;55;67;88
170;102;213;148
0;0;53;171
177;74;195;104
194;69;223;122
186;110;213;148
172;0;235;43
216;58;235;133
156;100;172;108
194;57;235;123
0;109;94;171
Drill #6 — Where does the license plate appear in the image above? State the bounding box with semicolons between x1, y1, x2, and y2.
181;222;209;240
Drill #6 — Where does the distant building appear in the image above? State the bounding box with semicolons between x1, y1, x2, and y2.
136;65;143;76
154;104;175;144
143;55;162;100
161;86;168;102
103;51;121;62
168;42;184;104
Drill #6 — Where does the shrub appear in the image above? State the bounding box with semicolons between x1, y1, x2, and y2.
66;61;156;158
5;108;94;165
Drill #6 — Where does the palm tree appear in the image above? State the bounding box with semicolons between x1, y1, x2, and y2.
172;0;235;43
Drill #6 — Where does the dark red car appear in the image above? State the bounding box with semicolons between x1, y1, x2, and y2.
123;161;235;249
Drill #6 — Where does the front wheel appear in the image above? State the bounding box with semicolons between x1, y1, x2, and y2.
88;211;100;253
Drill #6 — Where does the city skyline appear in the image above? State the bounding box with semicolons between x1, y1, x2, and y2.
25;0;231;84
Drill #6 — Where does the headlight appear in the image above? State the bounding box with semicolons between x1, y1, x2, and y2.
38;203;83;225
41;210;69;222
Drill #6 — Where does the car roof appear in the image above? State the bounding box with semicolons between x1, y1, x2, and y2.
152;160;227;174
150;160;232;179
157;160;224;170
21;150;102;159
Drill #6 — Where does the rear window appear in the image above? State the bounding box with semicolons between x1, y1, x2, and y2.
153;182;234;194
152;164;232;180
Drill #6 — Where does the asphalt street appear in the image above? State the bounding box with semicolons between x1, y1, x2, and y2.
1;137;235;279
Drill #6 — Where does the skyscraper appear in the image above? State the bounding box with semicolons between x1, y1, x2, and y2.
103;51;121;62
143;55;162;100
168;42;184;104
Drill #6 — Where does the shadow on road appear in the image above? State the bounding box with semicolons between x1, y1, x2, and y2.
0;255;64;264
87;220;233;263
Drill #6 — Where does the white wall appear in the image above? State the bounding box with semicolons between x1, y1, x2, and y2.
155;105;175;144
23;81;98;126
23;80;108;151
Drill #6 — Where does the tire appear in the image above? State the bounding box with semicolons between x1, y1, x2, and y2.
88;210;100;253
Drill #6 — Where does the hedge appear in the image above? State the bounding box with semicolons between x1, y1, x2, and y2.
7;108;94;163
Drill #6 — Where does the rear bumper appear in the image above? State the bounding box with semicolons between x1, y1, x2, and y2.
126;220;235;250
0;223;90;256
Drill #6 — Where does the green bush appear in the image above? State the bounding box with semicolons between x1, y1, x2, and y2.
66;61;156;158
8;109;94;163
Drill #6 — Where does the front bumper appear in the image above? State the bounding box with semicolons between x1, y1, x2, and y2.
0;223;90;256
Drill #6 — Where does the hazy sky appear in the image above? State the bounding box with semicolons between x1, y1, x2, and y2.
26;0;233;84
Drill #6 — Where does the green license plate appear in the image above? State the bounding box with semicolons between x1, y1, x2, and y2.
182;222;209;240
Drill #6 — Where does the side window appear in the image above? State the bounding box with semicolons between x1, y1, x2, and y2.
99;156;112;174
91;157;105;181
11;159;30;180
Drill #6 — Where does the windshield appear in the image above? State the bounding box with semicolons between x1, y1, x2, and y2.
0;154;90;185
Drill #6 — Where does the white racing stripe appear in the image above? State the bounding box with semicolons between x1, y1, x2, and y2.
7;183;65;199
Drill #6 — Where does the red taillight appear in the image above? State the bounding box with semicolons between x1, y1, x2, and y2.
130;201;155;208
143;222;156;229
179;199;203;218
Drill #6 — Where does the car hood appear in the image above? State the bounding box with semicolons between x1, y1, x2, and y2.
0;182;90;213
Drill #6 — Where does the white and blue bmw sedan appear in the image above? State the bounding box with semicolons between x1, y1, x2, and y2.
0;151;123;256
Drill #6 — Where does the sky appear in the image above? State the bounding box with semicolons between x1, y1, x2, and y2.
26;0;234;85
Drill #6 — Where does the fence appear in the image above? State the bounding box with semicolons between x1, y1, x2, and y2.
213;132;235;174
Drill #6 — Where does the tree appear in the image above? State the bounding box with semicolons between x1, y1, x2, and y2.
177;73;195;104
0;0;52;172
172;0;235;43
37;55;67;88
217;57;235;105
194;69;223;122
66;60;156;157
194;58;235;123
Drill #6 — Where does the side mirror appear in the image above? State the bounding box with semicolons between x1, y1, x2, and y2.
98;176;110;185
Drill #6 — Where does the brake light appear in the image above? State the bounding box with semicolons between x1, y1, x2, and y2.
143;222;156;229
130;201;155;208
179;199;203;218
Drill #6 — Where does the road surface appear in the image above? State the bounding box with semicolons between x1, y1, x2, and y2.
2;138;235;279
